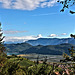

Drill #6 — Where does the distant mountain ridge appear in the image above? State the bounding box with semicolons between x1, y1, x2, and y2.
5;38;75;55
5;43;32;53
5;38;75;46
5;42;75;55
19;43;75;55
26;38;75;46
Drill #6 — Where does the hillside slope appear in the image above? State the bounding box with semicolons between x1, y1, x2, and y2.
5;42;75;55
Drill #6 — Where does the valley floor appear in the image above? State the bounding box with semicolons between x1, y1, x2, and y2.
17;54;63;63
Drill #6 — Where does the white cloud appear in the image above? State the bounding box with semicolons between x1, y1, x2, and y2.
41;0;57;7
37;34;42;38
47;0;57;7
48;33;67;37
4;34;43;43
48;34;58;37
0;0;12;8
0;0;57;10
3;30;27;34
41;2;48;8
61;33;67;35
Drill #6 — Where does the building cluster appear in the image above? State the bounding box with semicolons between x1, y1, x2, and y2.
52;63;75;75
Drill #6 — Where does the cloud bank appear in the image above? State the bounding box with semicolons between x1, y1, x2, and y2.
4;34;43;43
48;33;67;37
0;0;57;10
4;33;67;43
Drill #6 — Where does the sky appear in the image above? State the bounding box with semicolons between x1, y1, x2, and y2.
0;0;75;42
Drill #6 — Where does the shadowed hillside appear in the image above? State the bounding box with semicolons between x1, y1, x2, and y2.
5;42;75;55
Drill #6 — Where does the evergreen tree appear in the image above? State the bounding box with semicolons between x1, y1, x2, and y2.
0;22;7;68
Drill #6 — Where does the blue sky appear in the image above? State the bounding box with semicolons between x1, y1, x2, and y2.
0;0;75;42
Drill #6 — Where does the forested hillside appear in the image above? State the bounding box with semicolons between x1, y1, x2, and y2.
5;43;75;55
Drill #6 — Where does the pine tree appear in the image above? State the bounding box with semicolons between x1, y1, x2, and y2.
0;22;7;68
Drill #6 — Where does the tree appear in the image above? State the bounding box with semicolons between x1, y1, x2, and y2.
60;34;75;62
68;46;75;61
57;0;75;14
63;53;70;60
0;22;7;68
36;56;39;64
70;34;75;38
70;34;75;61
43;56;47;64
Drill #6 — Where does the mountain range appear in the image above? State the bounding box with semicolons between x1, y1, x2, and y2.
5;38;75;46
26;38;75;46
5;42;75;55
4;38;75;55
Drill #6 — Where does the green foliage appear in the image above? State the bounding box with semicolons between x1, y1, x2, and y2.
0;55;53;75
0;61;27;75
1;53;75;75
61;34;75;62
54;67;63;72
0;23;7;69
68;46;75;57
63;53;70;59
0;55;34;75
1;22;75;75
28;64;52;75
7;56;34;67
19;59;34;67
